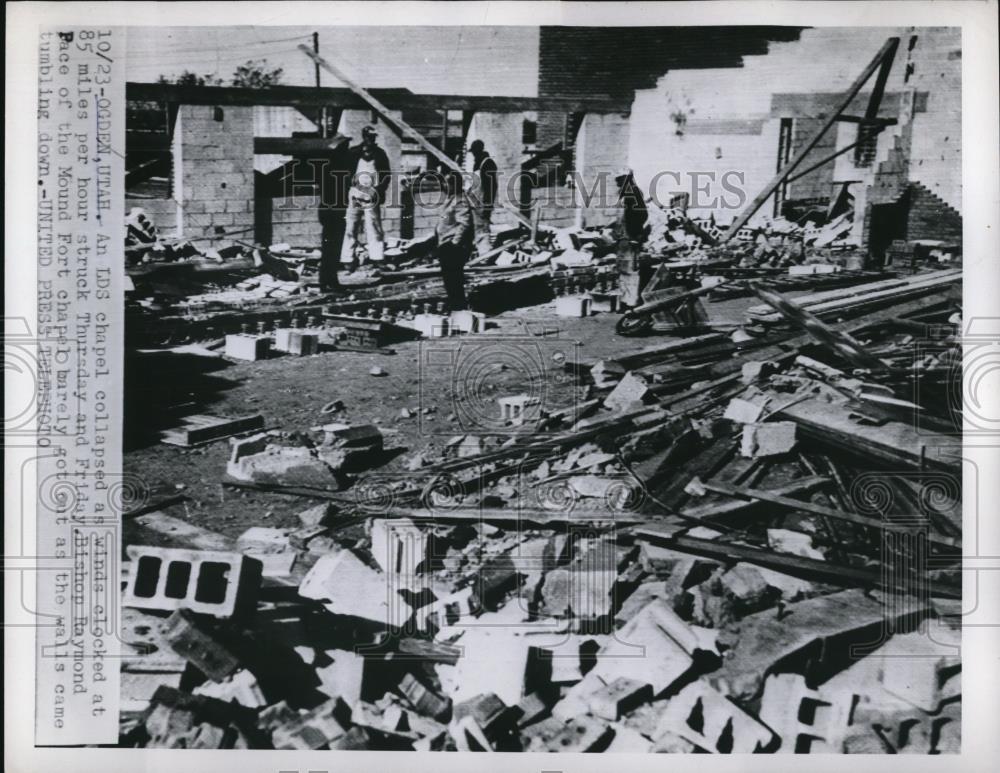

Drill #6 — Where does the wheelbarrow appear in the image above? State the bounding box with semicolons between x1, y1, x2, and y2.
615;281;717;337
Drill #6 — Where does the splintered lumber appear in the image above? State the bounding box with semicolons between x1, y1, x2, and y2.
777;397;961;472
379;506;646;527
746;270;961;324
633;522;961;599
159;413;265;447
699;480;960;549
750;284;892;373
680;475;830;522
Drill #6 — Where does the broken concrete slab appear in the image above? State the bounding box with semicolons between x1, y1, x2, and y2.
298;549;411;627
711;589;930;703
589;600;694;694
740;421;797;457
767;528;825;560
227;444;336;486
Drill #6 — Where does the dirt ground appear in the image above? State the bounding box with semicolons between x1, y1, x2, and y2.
124;296;757;541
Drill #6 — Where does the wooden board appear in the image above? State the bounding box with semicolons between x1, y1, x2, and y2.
159;413;265;447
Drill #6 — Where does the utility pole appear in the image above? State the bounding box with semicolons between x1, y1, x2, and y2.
313;32;326;137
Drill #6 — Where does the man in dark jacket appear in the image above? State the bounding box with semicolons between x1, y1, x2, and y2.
435;168;476;310
315;136;354;292
468;139;498;255
342;124;392;268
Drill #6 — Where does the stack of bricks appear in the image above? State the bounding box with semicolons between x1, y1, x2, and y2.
174;104;256;244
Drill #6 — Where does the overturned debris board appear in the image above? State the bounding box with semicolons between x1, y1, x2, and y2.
160;413;265;447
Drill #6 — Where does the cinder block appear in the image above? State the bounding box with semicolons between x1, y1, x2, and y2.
586;676;653;721
588;291;619;313
160;609;240;682
225;334;270;361
273;329;318;355
271;698;348;750
412;313;449;337
449;309;486;334
124;546;263;618
556;295;592;317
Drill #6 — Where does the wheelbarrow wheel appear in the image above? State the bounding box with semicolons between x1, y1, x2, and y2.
616;311;654;337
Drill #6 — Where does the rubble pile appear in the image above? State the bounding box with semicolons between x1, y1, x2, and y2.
121;265;963;752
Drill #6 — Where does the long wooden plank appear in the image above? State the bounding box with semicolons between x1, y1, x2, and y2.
126;81;631;114
699;480;960;549
634;522;961;599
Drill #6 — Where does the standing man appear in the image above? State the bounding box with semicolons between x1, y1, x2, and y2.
613;168;651;309
468;139;498;256
342;125;391;269
316;135;353;292
435;168;475;310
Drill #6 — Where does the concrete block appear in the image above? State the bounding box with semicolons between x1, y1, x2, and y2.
589;601;693;693
315;649;366;708
370;517;431;581
497;394;541;426
236;527;291;555
159;609;240;682
586;676;653;721
399;671;452;721
298;502;337;527
124;546;263;618
544;714;614;752
437;625;532;708
193;668;267;709
225;334;270;361
723;396;766;424
657;680;776;753
227;445;335;486
321;423;383;449
412;313;449;338
448;309;486;334
759;673;852;753
588;291;620;313
604;371;653;412
271;698;348;750
274;329;319;355
298;549;411;626
555;295;592;317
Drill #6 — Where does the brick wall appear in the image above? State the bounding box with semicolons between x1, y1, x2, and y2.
175;105;255;244
125;197;179;239
905;182;962;242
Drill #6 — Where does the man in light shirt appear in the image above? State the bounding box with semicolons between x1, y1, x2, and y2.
342;125;391;269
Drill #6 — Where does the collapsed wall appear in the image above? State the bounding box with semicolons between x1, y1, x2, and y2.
626;27;961;245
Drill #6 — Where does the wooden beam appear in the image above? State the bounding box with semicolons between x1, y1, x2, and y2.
698;479;960;549
253;135;349;155
634;522;961;598
721;37;900;241
298;44;535;231
126;81;631;115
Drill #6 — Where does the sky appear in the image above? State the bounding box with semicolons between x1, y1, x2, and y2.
125;26;540;96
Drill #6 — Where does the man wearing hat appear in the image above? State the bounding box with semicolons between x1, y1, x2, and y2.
342;124;391;269
468;139;498;256
315;135;354;292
